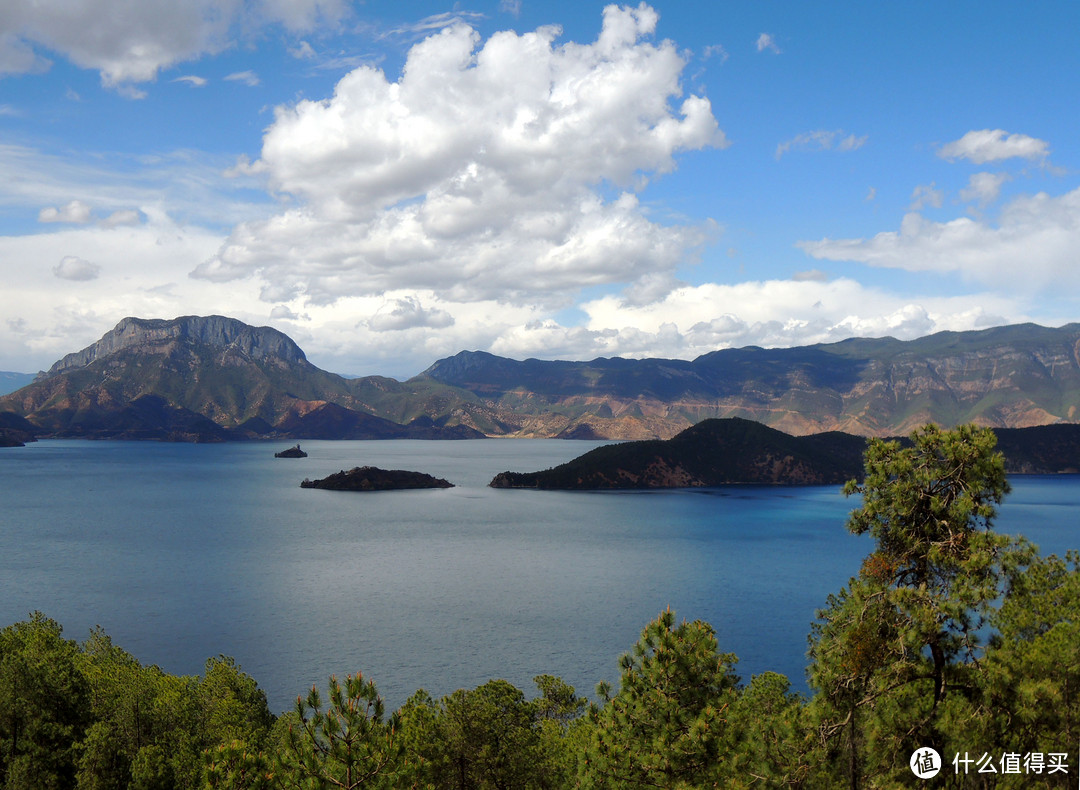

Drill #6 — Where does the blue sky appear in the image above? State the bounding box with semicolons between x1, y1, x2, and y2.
2;1;1078;378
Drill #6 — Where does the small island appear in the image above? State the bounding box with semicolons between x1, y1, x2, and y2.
301;466;454;491
275;443;308;458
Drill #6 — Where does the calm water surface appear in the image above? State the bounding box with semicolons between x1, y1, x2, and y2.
1;439;1077;713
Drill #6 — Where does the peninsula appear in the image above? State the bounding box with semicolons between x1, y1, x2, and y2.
489;417;1080;489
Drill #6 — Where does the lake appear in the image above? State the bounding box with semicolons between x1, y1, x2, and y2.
0;438;1077;714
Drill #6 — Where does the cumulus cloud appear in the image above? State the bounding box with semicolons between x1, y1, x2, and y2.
938;129;1049;164
775;129;866;160
0;0;237;88
39;199;92;223
52;255;101;281
622;272;683;306
0;0;351;90
173;74;207;87
0;31;51;75
798;185;1080;293
192;5;727;309
367;297;454;331
756;33;781;54
257;0;352;32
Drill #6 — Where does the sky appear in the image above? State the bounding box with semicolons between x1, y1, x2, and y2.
2;1;1079;379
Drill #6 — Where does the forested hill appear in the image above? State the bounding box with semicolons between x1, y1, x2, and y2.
489;418;1080;489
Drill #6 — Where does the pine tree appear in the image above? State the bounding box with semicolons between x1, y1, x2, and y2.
807;424;1036;787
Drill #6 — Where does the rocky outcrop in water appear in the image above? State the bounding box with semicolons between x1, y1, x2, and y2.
301;466;454;491
275;444;308;458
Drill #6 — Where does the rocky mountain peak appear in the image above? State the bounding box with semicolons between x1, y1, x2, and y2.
43;315;308;377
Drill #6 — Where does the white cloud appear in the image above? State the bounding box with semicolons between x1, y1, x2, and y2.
0;0;350;91
173;74;207;87
0;143;273;231
257;0;352;32
702;44;728;63
38;199;93;223
288;40;316;59
0;0;239;88
384;11;488;39
101;209;143;227
52;255;101;281
192;5;727;310
367;296;454;331
0;31;51;75
938;129;1049;164
798;185;1080;294
487;279;1017;363
0;211;241;370
269;305;309;321
756;33;781;54
775;129;866;160
909;182;943;211
959;172;1010;207
499;0;522;17
225;70;259;86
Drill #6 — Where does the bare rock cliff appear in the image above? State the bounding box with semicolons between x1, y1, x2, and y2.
42;315;307;377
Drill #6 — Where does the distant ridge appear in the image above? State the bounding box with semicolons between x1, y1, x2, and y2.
3;316;1080;441
420;323;1080;438
0;371;34;396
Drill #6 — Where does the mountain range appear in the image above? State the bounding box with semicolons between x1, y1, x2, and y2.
2;315;1080;442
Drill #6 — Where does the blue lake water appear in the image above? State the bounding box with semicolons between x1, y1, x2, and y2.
0;438;1077;714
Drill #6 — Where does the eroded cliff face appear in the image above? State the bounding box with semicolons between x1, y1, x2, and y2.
43;315;308;377
3;316;352;436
